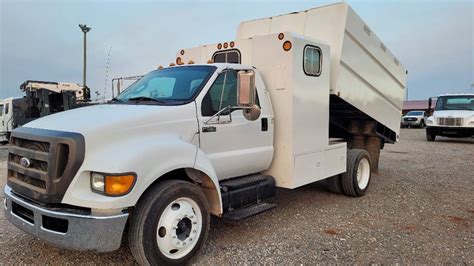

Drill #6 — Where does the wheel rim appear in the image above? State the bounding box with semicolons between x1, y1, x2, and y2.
156;197;202;259
356;158;370;190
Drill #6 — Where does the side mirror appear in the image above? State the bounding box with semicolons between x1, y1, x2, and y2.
237;70;260;121
237;70;256;107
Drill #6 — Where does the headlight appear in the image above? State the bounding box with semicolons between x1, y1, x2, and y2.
427;117;434;125
91;172;136;196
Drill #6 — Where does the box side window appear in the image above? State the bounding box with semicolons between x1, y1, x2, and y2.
303;45;322;77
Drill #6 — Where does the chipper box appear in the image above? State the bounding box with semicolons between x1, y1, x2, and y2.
5;3;406;264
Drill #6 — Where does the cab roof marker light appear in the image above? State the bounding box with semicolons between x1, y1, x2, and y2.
230;41;235;48
283;40;292;51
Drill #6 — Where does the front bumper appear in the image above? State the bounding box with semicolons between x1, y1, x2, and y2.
4;185;128;252
401;120;421;126
426;126;474;137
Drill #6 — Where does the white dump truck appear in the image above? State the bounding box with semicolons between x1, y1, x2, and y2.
4;3;406;264
426;93;474;141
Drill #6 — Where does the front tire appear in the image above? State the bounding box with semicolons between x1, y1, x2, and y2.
426;131;436;141
129;180;210;265
341;149;372;197
419;120;425;128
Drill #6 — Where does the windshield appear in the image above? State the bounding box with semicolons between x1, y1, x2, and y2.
406;111;423;116
116;66;216;104
435;96;474;111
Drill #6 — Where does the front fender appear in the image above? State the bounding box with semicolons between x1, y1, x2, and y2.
62;134;222;213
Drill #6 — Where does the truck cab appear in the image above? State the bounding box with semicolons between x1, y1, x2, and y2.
426;93;474;141
0;97;17;143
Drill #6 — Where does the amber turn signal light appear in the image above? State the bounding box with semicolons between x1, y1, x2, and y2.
91;172;136;196
105;174;136;196
283;40;292;51
278;33;285;40
176;57;184;65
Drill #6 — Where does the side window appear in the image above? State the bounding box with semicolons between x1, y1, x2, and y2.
303;45;322;76
0;105;3;116
201;70;238;116
4;103;9;115
212;50;241;64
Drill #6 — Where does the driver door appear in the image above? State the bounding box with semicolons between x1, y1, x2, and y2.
197;69;272;180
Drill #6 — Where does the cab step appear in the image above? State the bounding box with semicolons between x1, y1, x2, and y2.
220;174;277;219
223;202;276;220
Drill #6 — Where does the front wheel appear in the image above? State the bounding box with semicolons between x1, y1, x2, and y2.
129;180;210;265
419;120;425;128
426;131;436;141
341;149;372;197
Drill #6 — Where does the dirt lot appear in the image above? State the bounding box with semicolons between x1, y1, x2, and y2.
0;129;472;264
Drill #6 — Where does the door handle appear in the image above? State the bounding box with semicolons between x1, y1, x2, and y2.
202;126;216;133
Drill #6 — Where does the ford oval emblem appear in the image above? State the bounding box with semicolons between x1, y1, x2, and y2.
20;157;31;168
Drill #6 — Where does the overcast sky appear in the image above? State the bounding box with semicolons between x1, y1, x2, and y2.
0;0;473;100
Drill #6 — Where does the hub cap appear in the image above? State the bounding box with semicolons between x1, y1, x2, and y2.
356;158;370;190
156;197;202;259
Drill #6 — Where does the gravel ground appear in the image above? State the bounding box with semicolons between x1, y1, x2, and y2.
0;128;472;264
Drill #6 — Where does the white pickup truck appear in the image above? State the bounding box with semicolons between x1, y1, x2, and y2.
426;93;474;141
4;3;406;264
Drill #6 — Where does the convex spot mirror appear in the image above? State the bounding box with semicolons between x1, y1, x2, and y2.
237;70;260;121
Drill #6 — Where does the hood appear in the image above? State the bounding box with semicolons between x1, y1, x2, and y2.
24;103;197;137
433;110;474;119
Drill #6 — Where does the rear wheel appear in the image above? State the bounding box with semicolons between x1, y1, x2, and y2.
325;174;343;194
341;149;372;197
129;180;210;265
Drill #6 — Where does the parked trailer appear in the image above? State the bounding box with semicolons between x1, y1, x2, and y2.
4;3;406;264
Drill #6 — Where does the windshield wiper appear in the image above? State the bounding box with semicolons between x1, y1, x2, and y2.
109;97;123;102
127;96;166;103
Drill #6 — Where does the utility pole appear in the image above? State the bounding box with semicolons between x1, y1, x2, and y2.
79;24;91;100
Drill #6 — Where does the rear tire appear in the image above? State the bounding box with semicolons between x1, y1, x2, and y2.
325;175;343;194
426;131;436;141
129;180;210;265
341;149;372;197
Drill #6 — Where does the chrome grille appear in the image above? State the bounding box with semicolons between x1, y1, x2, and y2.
6;127;84;203
8;137;51;193
438;117;462;126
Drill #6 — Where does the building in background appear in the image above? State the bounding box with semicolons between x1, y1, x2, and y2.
402;100;436;115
